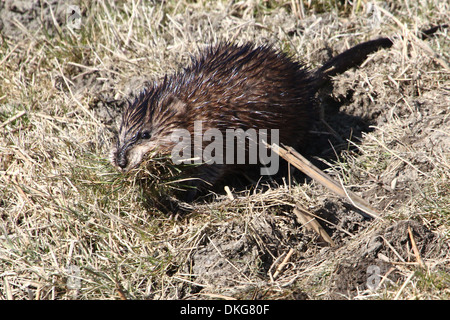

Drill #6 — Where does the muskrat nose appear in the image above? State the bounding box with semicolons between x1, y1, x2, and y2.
116;150;128;169
117;157;127;169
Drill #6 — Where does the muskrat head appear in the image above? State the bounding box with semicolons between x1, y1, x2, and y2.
111;87;188;173
112;124;155;172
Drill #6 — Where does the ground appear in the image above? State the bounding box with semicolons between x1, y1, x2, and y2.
0;0;449;300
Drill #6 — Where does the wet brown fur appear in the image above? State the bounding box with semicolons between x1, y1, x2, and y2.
113;43;314;197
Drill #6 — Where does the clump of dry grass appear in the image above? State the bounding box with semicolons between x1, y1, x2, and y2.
1;0;449;300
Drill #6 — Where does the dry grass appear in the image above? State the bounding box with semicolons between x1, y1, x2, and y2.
0;0;449;300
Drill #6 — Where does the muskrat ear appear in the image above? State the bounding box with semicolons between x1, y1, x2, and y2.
167;95;187;114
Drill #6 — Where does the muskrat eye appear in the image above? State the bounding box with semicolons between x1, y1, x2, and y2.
140;131;151;140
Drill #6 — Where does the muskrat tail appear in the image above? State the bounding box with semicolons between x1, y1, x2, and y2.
313;24;448;89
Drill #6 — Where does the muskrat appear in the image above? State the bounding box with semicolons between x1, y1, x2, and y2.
111;26;446;201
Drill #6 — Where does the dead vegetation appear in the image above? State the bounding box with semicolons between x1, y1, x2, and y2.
0;0;449;300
